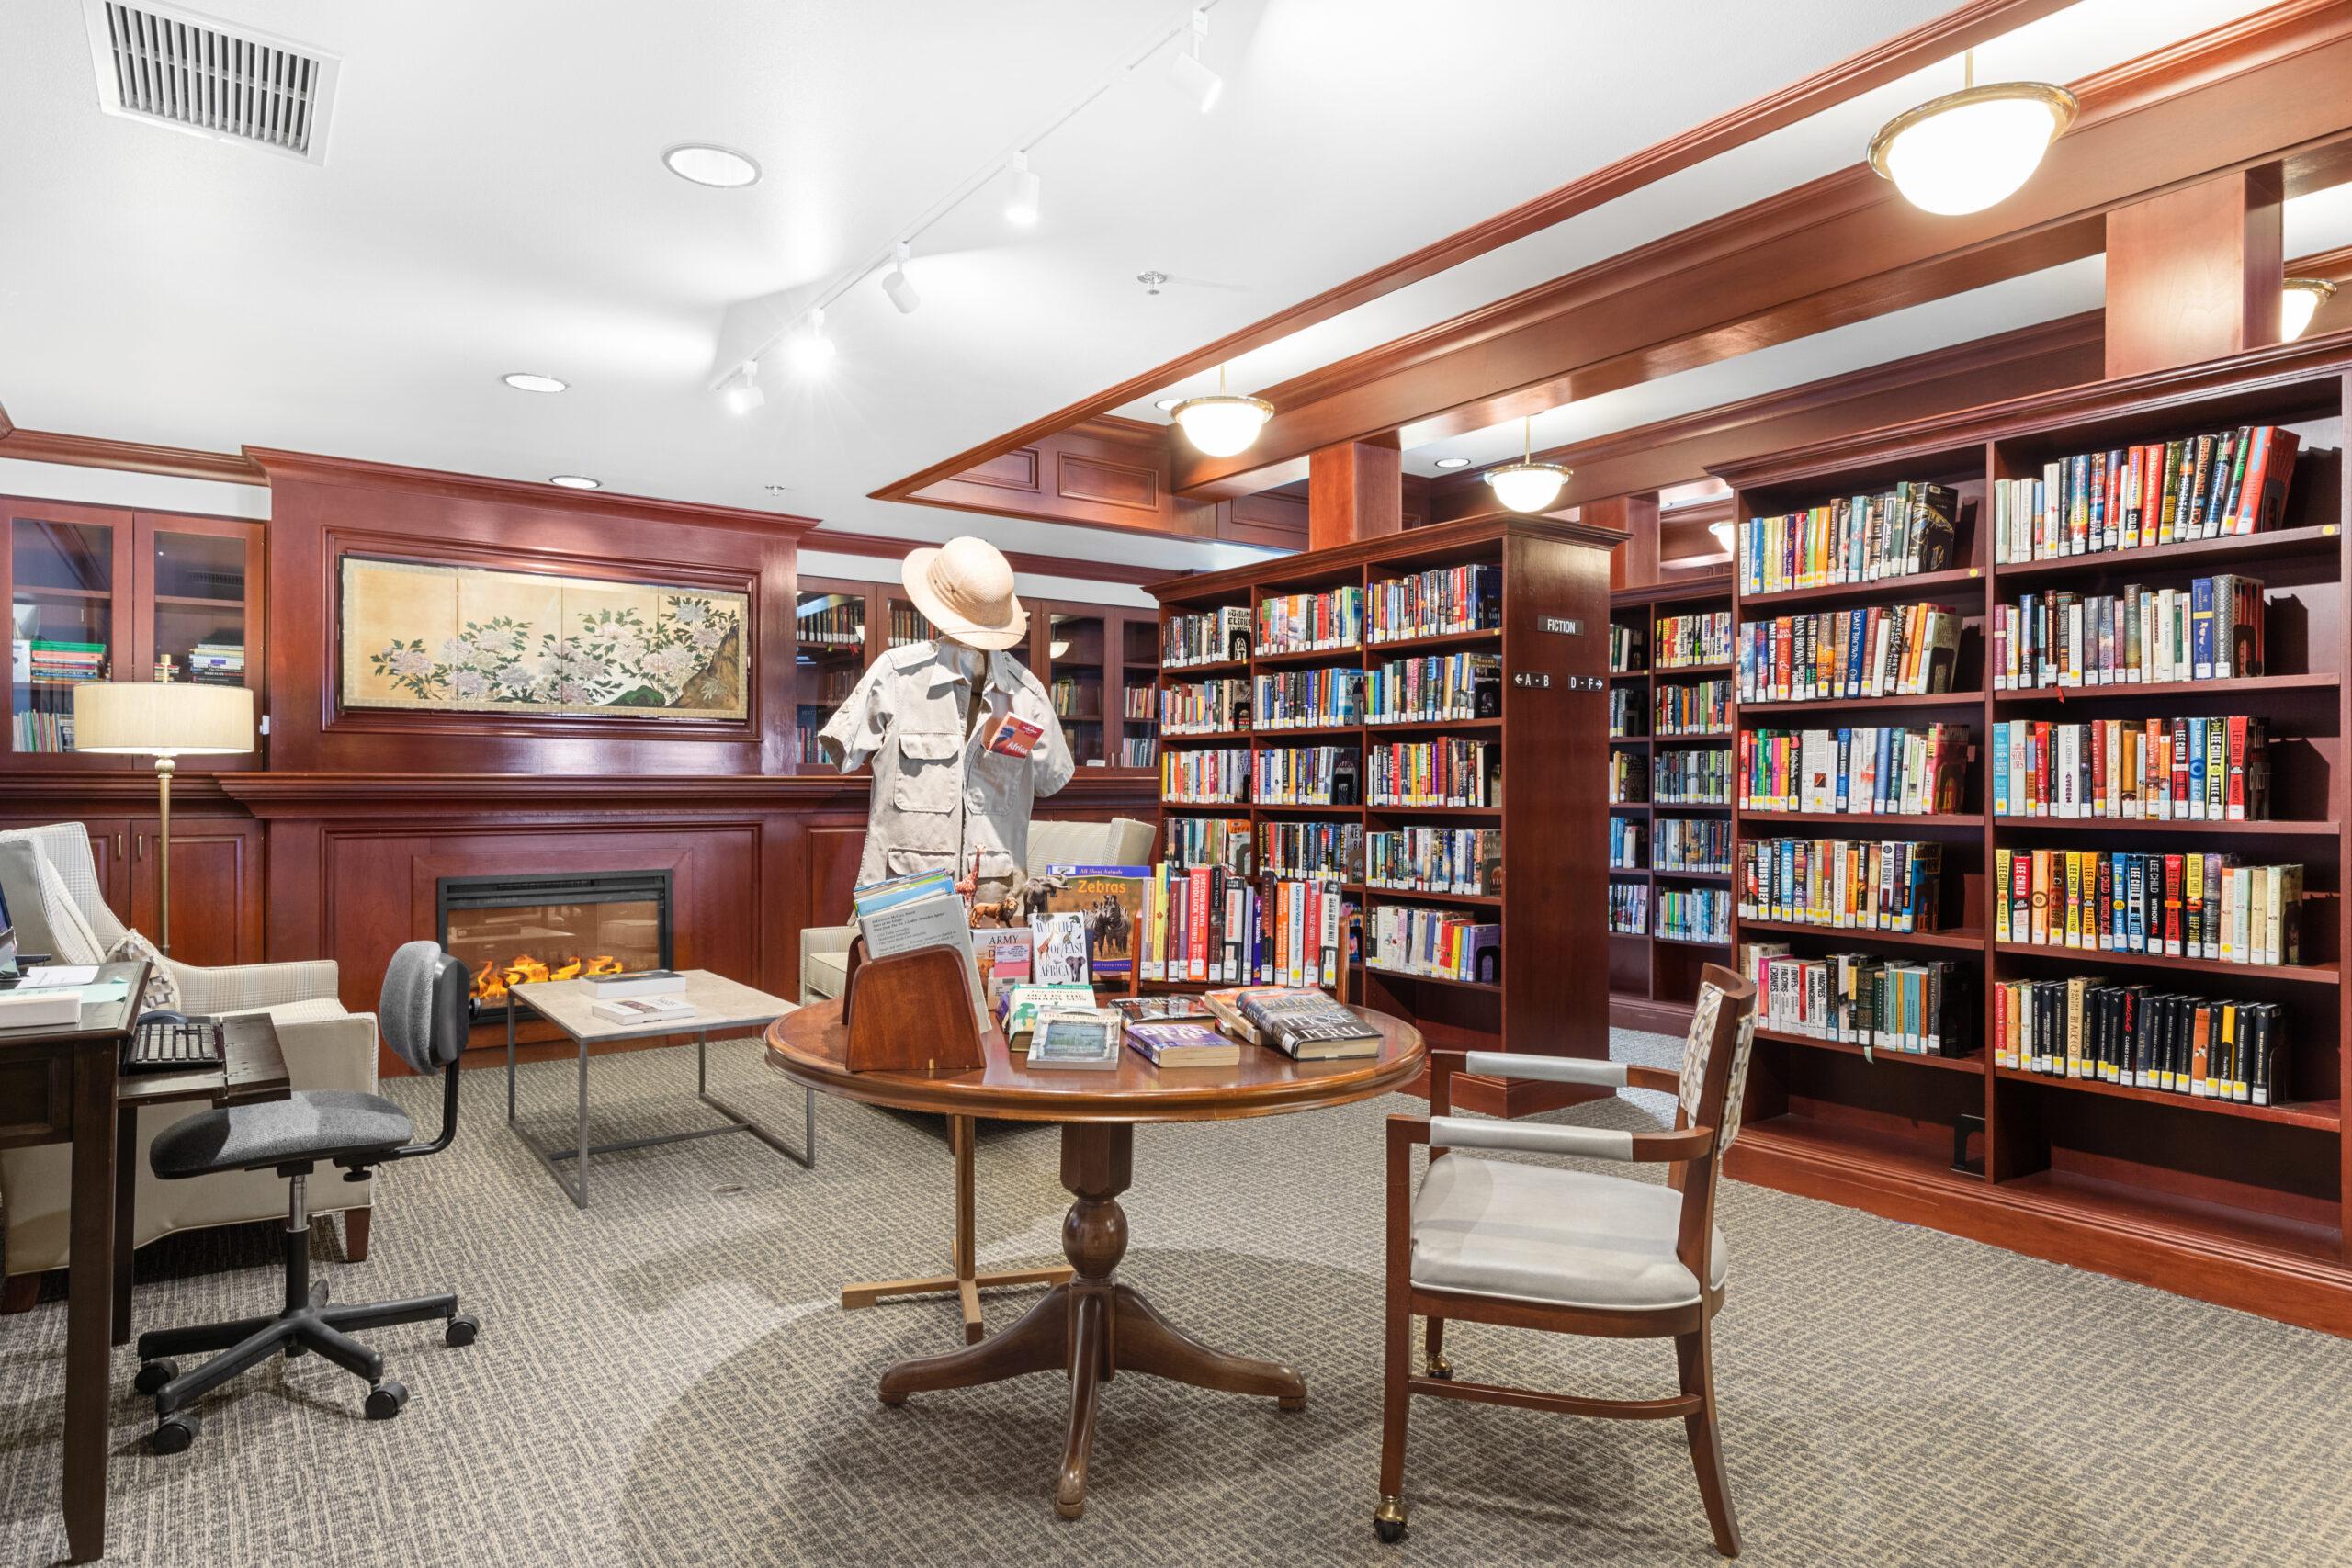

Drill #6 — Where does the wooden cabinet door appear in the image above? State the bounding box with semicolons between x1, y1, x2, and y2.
128;816;263;966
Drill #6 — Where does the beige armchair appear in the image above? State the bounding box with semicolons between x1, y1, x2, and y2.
798;816;1158;1002
0;822;379;1310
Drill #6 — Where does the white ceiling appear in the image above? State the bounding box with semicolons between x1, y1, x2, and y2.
0;0;2316;572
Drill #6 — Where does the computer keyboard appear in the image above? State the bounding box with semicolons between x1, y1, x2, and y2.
124;1017;225;1073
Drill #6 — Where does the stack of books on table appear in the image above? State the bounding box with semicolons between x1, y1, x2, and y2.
585;969;694;1025
1201;985;1379;1060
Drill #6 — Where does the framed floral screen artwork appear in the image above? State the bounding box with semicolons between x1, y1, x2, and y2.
337;555;751;721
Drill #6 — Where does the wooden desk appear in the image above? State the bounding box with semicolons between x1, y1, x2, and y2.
0;969;288;1564
767;1002;1424;1520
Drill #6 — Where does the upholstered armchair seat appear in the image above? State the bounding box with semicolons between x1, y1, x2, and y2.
1412;1156;1728;1312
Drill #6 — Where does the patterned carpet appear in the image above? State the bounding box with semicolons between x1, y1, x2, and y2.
5;1028;2352;1567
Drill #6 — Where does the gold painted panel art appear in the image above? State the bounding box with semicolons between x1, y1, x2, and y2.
339;556;749;720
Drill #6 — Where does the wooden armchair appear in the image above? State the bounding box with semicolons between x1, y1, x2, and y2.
1376;963;1758;1555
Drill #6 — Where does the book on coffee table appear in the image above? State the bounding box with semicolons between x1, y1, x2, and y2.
1125;1020;1241;1069
1027;1008;1124;1070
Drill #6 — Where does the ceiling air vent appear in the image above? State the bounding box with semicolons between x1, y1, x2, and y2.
83;0;340;164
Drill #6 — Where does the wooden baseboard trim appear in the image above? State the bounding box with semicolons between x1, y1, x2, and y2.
1611;995;1696;1039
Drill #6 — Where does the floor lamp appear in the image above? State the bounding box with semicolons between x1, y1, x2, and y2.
72;682;254;954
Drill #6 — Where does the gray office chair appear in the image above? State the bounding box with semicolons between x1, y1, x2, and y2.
132;942;478;1451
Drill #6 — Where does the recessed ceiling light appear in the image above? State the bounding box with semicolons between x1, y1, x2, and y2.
1433;457;1471;469
548;475;600;490
503;372;567;394
663;143;761;188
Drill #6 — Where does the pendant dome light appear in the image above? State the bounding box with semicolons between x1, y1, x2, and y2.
2282;277;2338;343
1869;50;2076;217
1169;365;1273;458
1485;416;1570;514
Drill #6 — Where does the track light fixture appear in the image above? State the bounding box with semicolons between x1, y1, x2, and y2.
720;362;764;414
1869;50;2075;217
882;241;921;315
1169;7;1221;113
1005;151;1041;227
789;306;837;373
1485;417;1570;514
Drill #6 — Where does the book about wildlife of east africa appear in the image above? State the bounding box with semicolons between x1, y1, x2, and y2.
1039;863;1151;978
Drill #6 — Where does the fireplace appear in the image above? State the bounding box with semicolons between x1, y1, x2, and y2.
436;870;673;1022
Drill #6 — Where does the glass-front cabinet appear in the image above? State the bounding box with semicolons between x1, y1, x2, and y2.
794;581;871;773
1120;615;1159;771
1046;609;1109;768
3;500;262;764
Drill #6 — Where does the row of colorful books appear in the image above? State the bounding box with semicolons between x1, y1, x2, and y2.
1368;738;1497;807
1655;816;1732;873
888;604;936;649
1737;725;1967;816
20;637;106;683
1258;587;1364;654
1657;886;1730;944
1165;815;1251;872
1255;667;1363;729
1989;424;2301;563
1261;819;1361;882
12;710;75;752
1162;747;1250;804
1994;978;2284;1104
1049;676;1098;722
1253;745;1358;806
1736;602;1962;705
1138;867;1347;987
1164;606;1251;668
1990;716;2268;822
1609;750;1647;805
1736;839;1946;933
1655;677;1730;736
798;601;865;648
1365;564;1499;644
1364;652;1498;724
1366;904;1498;985
1994;848;2303;966
1123;684;1157;719
1608;687;1644;738
1739;944;1972;1056
1608;883;1649;934
1653;748;1730;806
1738;481;1959;595
1989;576;2263;690
183;641;246;686
1610;818;1645;870
1609;624;1643;673
1161;677;1248;734
1656;611;1732;669
1365;826;1498;897
1118;737;1158;768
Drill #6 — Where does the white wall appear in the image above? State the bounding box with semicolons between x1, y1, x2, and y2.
797;547;1156;611
0;456;269;519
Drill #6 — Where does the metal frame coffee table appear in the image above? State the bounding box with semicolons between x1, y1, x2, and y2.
504;971;813;1208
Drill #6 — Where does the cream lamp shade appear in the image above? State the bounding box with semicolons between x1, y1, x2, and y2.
74;682;254;757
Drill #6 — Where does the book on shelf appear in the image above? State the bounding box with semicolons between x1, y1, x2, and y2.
1028;1008;1125;1070
888;604;936;648
1038;864;1151;978
1990;716;2268;822
1737;724;1967;816
1164;815;1255;874
1138;868;1347;987
1992;575;2263;689
1609;750;1649;805
1123;684;1158;720
1165;606;1253;667
1204;985;1379;1059
1608;882;1650;934
1657;886;1730;943
1365;826;1499;896
1253;666;1364;729
1989;424;2301;564
1654;816;1731;872
1654;677;1729;736
1258;586;1364;653
1252;745;1359;806
1159;677;1250;734
798;600;866;647
1367;904;1498;984
1993;847;2302;965
1737;602;1963;704
1655;611;1732;669
1369;738;1497;807
1609;624;1645;673
1047;676;1095;722
1738;942;1973;1057
1739;481;1959;593
1651;747;1727;806
1365;652;1499;724
1609;687;1645;738
1125;1019;1242;1068
1160;746;1250;804
13;711;77;752
997;983;1098;1041
1610;817;1645;870
1736;838;1945;933
1995;978;2284;1103
1118;736;1159;768
1366;564;1499;643
1261;818;1363;882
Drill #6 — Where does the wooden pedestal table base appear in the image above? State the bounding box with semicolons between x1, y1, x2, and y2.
839;1114;1072;1344
877;1122;1304;1517
765;996;1423;1521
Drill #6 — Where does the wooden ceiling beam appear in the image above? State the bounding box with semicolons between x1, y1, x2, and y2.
1172;0;2352;499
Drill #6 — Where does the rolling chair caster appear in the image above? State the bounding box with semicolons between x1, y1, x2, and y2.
134;1359;177;1396
151;1413;198;1454
1374;1495;1408;1544
446;1314;479;1348
364;1381;409;1420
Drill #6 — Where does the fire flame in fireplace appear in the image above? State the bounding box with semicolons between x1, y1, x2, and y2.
472;953;626;1004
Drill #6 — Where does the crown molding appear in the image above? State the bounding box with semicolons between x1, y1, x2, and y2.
246;449;822;536
0;423;266;485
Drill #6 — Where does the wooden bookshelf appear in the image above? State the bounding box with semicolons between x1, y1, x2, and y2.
1606;574;1736;1037
1711;334;2352;1335
1145;514;1623;1117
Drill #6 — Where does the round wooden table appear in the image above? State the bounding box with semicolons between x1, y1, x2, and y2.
765;1001;1425;1519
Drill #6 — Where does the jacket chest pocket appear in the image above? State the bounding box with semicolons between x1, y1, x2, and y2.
892;729;964;814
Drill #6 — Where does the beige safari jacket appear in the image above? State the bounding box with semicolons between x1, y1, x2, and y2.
817;640;1075;890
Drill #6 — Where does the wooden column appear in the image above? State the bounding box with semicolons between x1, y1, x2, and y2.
2104;166;2283;379
1307;439;1402;552
1591;493;1660;592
